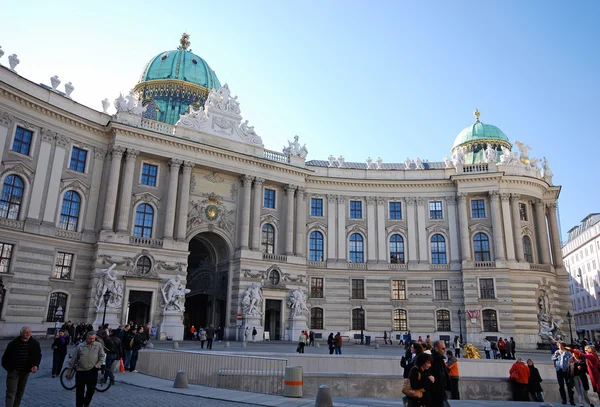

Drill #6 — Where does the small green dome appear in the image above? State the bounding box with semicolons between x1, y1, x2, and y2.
452;113;510;149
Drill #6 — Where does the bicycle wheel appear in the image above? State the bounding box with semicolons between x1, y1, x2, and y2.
95;367;112;392
60;367;76;390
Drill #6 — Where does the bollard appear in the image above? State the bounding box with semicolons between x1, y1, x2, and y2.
315;384;333;407
283;366;303;397
173;370;188;388
374;343;379;349
173;341;179;350
225;341;230;348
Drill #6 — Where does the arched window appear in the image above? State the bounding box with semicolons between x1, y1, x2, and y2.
59;191;81;231
46;292;68;322
523;236;533;263
436;309;451;331
393;309;408;331
136;256;152;275
431;234;447;264
349;233;364;263
134;204;154;238
261;224;275;253
309;231;324;261
473;233;491;261
310;307;323;329
389;234;405;264
482;309;498;332
352;308;365;330
0;175;24;220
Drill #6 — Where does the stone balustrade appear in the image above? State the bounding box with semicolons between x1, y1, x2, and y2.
262;252;287;262
140;118;175;135
429;264;451;270
388;263;408;270
461;163;489;173
530;263;552;272
129;236;164;248
263;149;289;163
308;261;327;268
347;263;367;270
55;229;83;241
474;261;496;268
0;218;24;230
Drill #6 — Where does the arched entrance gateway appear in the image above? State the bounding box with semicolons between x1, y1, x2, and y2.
184;232;231;336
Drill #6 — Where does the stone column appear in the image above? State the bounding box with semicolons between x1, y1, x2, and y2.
116;149;140;232
84;148;107;231
101;145;125;231
500;193;516;261
175;161;193;240
238;175;253;250
534;199;551;265
337;196;347;261
547;202;564;267
250;178;264;251
376;198;387;262
457;193;472;261
327;195;337;261
510;194;525;262
416;198;427;263
367;197;377;262
446;196;460;263
406;197;418;264
27;130;54;220
489;191;506;261
163;159;182;239
43;135;69;223
295;187;307;257
284;185;297;256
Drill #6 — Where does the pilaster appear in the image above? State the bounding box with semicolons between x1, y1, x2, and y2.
510;194;525;262
84;147;106;231
175;161;193;240
250;178;264;251
547;202;563;267
376;197;387;262
27;130;54;220
42;134;69;223
457;193;472;262
284;184;297;256
534;199;551;265
101;145;125;231
163;158;182;239
337;196;347;261
500;193;516;261
327;195;337;261
446;196;460;264
295;187;307;257
406;197;418;265
489;191;506;261
238;175;253;250
116;148;140;232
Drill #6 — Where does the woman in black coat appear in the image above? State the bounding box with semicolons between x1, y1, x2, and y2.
407;352;434;407
527;359;544;402
51;330;69;377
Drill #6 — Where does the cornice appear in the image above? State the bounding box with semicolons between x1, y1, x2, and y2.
305;176;453;189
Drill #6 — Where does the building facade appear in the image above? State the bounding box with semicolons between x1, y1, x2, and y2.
0;36;570;347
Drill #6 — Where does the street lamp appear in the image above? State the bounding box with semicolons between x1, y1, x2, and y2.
0;277;5;316
566;311;574;345
359;306;365;345
101;290;111;327
457;309;463;344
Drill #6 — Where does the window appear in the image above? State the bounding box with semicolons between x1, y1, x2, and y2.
519;203;527;221
393;309;408;331
141;163;158;186
482;309;498;332
310;308;323;329
352;308;365;330
268;270;280;285
392;280;406;300
59;191;81;231
136;256;152;275
52;252;73;280
46;292;68;322
11;126;33;156
261;224;275;253
389;202;402;220
389;234;405;263
134;204;154;238
309;231;324;261
69;147;88;173
479;278;495;299
350;201;362;219
436;309;451;331
0;243;14;273
429;201;443;219
263;189;275;209
0;175;24;220
310;198;323;217
523;236;533;263
431;234;447;264
351;279;364;299
471;199;485;218
473;233;491;261
349;233;364;263
434;280;449;300
310;277;323;298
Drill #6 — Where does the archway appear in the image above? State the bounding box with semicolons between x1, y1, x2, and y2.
184;232;231;338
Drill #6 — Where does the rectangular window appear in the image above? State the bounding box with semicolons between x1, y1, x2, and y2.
11;126;33;156
393;309;408;331
429;201;443;219
310;277;324;298
479;278;495;299
392;280;406;300
310;308;323;329
519;203;527;221
434;280;449;300
310;198;323;217
389;202;402;220
141;163;158;186
263;189;276;209
69;147;88;173
350;201;362;219
0;243;14;273
53;252;73;280
471;199;486;218
351;279;365;299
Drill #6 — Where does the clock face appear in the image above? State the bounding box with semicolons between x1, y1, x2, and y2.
206;205;219;221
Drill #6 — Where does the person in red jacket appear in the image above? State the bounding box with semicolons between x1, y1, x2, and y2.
498;337;507;359
509;357;530;401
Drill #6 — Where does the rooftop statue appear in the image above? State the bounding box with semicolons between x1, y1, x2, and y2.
484;143;497;163
50;75;61;90
499;145;519;165
414;157;424;170
541;157;554;184
452;148;465;166
64;82;74;98
337;155;345;168
327;155;336;167
404;157;412;170
514;140;532;164
101;99;110;113
376;157;383;169
114;90;147;116
0;46;4;59
240;120;256;136
8;54;19;71
283;135;308;159
366;157;372;169
444;156;453;168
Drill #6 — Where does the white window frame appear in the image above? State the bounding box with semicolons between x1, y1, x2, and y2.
391;279;407;300
8;122;37;160
478;277;497;299
67;144;91;175
139;160;160;188
433;279;450;301
263;187;277;209
50;249;77;282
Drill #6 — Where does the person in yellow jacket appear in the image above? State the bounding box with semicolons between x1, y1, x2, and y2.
446;350;460;400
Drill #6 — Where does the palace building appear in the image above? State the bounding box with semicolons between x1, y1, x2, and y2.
0;35;569;347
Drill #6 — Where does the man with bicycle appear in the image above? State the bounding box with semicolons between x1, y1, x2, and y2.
67;331;105;407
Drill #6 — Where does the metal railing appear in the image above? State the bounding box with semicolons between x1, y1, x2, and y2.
263;149;289;163
138;350;287;395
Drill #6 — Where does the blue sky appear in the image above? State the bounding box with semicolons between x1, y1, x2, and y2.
1;0;598;241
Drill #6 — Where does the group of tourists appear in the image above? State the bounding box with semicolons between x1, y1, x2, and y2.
551;340;600;406
189;324;216;349
508;357;544;402
482;336;517;360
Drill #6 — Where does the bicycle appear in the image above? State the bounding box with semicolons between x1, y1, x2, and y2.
59;355;112;392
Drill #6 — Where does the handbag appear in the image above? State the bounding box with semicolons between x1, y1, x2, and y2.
119;358;125;373
402;382;424;399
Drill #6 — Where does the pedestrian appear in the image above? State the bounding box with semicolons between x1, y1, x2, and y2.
498;337;506;359
190;325;197;340
217;326;222;342
483;338;491;359
510;337;517;359
297;330;307;353
334;332;343;355
327;333;335;355
453;335;461;358
206;324;215;349
120;324;133;370
66;331;104;407
2;326;42;407
509;357;530;401
199;328;207;348
446;350;460;400
569;345;600;398
505;337;513;360
569;349;593;407
417;335;423;343
309;330;315;347
100;331;118;385
252;327;257;343
425;335;432;349
429;340;450;407
491;339;498;359
552;340;575;405
406;352;434;407
527;359;544;402
244;326;249;342
383;331;388;345
51;330;69;378
129;326;143;372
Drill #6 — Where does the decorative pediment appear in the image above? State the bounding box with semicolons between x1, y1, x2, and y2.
187;194;236;237
61;178;90;198
261;213;280;225
468;222;491;234
426;224;449;234
346;223;367;235
124;249;159;278
522;225;534;237
307;221;327;232
386;224;407;235
134;191;161;206
1;161;35;184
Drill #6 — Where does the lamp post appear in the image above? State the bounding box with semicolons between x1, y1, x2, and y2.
101;290;111;327
457;309;463;344
359;306;365;345
566;311;573;345
0;277;5;316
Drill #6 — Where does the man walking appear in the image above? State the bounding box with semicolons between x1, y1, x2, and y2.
129;326;144;372
206;324;215;349
483;337;491;359
252;327;257;343
66;331;104;407
2;326;42;407
446;350;460;400
552;340;575;405
334;332;343;355
430;340;450;407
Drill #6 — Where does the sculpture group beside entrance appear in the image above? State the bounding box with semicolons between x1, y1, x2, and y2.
161;274;191;312
241;283;263;316
94;263;123;310
286;288;308;317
